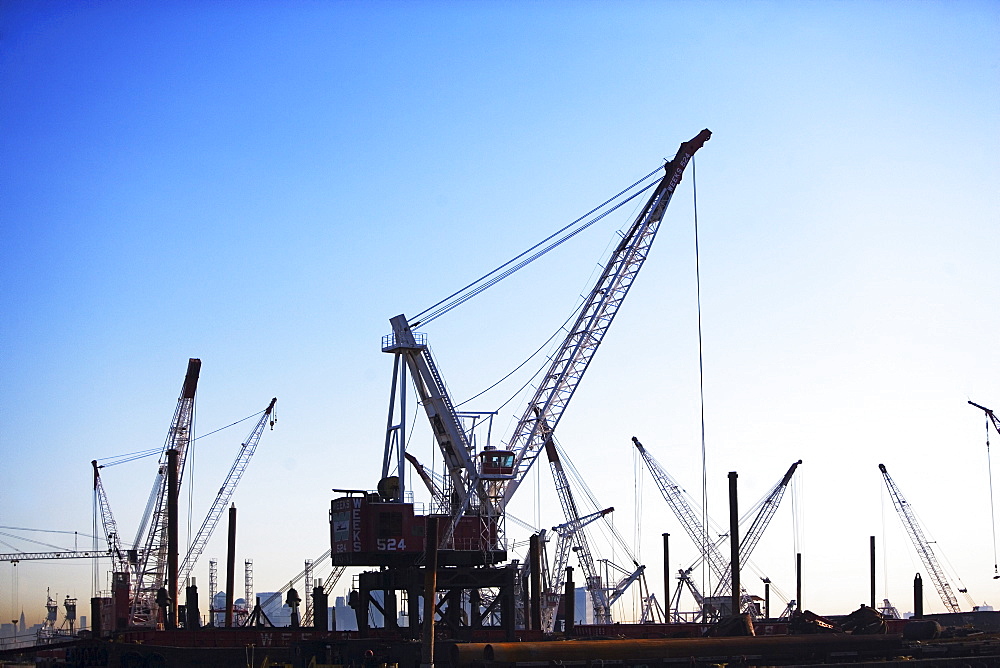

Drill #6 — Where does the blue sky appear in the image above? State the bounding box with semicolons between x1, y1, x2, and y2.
2;1;998;625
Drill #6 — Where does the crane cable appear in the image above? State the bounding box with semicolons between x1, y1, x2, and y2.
97;408;270;467
412;166;665;327
985;412;999;578
454;299;585;410
692;156;710;600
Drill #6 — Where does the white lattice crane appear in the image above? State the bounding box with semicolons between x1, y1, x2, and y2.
710;459;801;598
499;130;712;511
177;397;277;585
376;130;711;558
879;463;964;613
632;436;730;583
634;437;799;616
539;506;614;631
130;358;201;626
542;434;612;624
92;459;130;575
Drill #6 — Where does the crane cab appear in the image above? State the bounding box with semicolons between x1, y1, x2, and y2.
478;446;515;478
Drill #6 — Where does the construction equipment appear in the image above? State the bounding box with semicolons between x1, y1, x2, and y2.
671;568;707;621
602;558;646;612
969;400;1000;578
633;436;730;588
710;459;801;599
499;130;712;513
534;401;611;622
879;463;965;613
130;358;201;626
362;130;712;557
331;131;710;638
639;591;666;624
878;598;901;619
302;564;347;627
635;437;799;617
260;548;334;619
543;433;654;627
404;452;444;501
547;437;639;625
92;460;131;575
177;397;277;585
367;316;507;559
539;506;614;630
0;550;125;561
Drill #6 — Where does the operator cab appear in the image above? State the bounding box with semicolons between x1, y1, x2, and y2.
479;446;515;477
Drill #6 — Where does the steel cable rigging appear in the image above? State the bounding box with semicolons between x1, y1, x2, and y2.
411;166;665;327
444;165;675;439
96;408;271;468
969;400;1000;578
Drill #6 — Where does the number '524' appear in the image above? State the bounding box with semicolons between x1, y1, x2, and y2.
376;538;406;551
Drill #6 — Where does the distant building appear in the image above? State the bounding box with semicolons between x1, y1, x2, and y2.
574;587;592;625
211;592;227;625
334;596;357;631
257;592;292;627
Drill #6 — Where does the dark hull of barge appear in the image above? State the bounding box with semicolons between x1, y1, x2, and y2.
6;619;1000;668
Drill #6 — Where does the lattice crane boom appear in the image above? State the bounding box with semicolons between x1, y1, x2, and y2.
376;131;710;561
501;130;711;510
879;463;962;613
606;563;645;607
0;550;135;561
302;565;347;627
632;436;729;581
131;358;201;626
545;436;611;624
93;460;129;574
177;397;277;585
540;506;614;631
711;459;801;598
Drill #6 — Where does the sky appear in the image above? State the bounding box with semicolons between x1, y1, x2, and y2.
1;0;998;627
